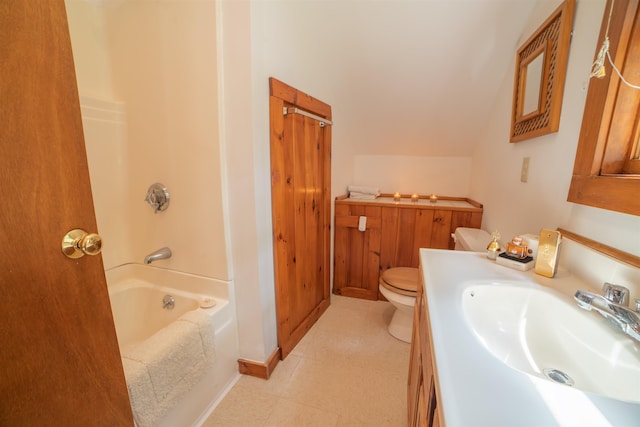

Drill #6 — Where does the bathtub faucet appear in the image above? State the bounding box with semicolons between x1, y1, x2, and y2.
144;247;172;264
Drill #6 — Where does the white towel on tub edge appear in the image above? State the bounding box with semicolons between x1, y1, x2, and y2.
122;309;216;427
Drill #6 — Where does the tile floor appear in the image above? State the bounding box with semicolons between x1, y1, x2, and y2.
203;295;411;426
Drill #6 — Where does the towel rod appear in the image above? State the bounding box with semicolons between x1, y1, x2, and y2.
283;107;333;127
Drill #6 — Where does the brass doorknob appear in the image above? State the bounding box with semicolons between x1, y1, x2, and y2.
62;229;103;259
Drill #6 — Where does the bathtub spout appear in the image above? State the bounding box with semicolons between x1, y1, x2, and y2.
144;247;172;264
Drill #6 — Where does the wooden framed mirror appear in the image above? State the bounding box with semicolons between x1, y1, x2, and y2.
510;0;575;142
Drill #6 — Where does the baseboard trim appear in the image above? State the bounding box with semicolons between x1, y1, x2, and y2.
237;347;281;380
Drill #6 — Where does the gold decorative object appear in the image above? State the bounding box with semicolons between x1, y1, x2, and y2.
486;230;502;260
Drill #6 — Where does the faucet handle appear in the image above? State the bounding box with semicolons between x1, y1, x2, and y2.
602;282;629;306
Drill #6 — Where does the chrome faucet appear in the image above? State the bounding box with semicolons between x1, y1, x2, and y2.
574;286;640;343
144;247;172;264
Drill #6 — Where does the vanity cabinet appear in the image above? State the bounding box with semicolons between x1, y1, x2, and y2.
408;265;440;427
333;195;482;300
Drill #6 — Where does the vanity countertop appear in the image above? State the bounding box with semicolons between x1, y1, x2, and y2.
420;249;640;427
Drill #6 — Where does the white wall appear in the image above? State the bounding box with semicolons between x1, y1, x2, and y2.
64;1;115;100
80;98;131;269
218;0;278;363
353;155;472;196
470;0;640;258
67;0;230;280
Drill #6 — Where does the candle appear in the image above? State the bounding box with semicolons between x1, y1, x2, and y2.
429;194;438;203
393;192;401;202
411;193;419;202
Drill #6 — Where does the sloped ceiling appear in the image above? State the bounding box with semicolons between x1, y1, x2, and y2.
254;0;538;157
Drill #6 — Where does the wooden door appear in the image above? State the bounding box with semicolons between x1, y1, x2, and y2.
0;2;133;425
269;78;332;358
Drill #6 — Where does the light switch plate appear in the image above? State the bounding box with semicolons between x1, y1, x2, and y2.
520;157;530;183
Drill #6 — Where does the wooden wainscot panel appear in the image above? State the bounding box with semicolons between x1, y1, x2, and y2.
396;208;420;267
334;194;483;301
430;210;453;249
333;203;381;300
412;209;436;266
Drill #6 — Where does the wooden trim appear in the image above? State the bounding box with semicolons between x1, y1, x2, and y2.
237;347;282;380
568;0;640;216
269;77;332;120
557;228;640;269
567;174;640;215
334;287;379;300
336;194;484;212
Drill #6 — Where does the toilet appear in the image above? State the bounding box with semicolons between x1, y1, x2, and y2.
379;227;491;342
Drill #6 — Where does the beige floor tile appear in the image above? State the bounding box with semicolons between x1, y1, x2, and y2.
205;295;409;427
235;353;303;398
201;381;278;427
264;399;339;427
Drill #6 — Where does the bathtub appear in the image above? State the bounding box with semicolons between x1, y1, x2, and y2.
109;280;218;354
106;264;239;427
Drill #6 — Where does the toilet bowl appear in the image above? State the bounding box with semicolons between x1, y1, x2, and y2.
379;227;491;343
379;267;419;342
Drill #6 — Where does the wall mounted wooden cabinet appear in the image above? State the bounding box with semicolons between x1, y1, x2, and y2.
333;195;483;300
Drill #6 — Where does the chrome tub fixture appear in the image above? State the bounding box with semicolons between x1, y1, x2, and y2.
144;247;172;264
574;283;640;343
144;183;170;213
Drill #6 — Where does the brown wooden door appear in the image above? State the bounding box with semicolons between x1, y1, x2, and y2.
269;78;331;358
0;2;133;425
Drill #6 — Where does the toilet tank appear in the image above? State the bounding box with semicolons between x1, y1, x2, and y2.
454;227;490;252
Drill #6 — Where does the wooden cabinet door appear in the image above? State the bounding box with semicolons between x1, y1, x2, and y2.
432;400;441;427
333;204;381;300
419;269;437;424
416;382;430;427
409;268;438;427
407;284;424;426
0;2;133;424
381;207;443;269
430;210;453;249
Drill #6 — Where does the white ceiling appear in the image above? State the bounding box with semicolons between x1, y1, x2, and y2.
255;0;539;157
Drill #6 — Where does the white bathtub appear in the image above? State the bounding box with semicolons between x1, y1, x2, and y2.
106;264;239;427
109;279;218;354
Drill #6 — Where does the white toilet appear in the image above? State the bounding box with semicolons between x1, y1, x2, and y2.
379;227;491;342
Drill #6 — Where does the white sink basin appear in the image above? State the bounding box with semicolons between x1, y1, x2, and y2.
462;282;640;403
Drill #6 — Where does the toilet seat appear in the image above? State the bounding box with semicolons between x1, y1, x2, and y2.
380;267;419;297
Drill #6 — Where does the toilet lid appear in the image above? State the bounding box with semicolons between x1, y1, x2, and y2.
380;267;419;296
